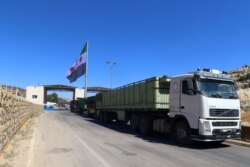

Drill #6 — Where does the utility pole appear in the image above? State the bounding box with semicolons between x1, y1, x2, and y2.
106;61;116;89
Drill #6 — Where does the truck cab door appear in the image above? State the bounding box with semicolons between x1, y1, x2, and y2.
180;78;200;129
170;80;181;113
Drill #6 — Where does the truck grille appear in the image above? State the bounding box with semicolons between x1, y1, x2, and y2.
209;109;239;117
212;129;240;136
212;122;238;127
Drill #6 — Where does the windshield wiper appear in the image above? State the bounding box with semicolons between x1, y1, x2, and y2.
211;92;222;98
228;93;237;99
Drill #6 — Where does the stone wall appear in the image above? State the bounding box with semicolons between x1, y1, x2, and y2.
0;90;42;151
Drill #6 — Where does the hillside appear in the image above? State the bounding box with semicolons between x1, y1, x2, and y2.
228;65;250;113
228;65;250;124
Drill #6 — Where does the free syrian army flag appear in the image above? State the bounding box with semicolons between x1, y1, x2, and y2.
66;42;88;83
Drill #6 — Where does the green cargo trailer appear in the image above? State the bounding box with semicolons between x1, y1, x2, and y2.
96;76;170;110
96;76;171;124
70;98;87;115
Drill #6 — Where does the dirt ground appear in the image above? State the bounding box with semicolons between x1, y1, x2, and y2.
0;114;41;167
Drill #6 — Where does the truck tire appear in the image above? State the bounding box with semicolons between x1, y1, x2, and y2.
99;112;104;122
131;115;140;131
103;112;109;123
139;116;153;135
174;121;191;145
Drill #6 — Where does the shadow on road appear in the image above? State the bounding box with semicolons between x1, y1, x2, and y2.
58;110;231;150
82;116;231;150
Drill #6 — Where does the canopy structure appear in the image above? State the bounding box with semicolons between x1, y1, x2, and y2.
44;85;77;91
86;87;110;93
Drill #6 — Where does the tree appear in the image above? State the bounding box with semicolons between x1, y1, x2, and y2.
47;93;58;103
57;97;70;106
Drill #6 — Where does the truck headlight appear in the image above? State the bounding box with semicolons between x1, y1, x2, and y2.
199;119;212;135
203;121;210;132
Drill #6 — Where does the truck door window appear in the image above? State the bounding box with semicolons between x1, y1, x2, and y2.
182;80;188;94
182;79;197;95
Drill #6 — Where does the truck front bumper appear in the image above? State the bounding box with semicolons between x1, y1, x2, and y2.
192;129;241;141
197;119;241;141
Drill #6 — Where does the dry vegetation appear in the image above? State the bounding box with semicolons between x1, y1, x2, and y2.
229;65;250;124
242;112;250;123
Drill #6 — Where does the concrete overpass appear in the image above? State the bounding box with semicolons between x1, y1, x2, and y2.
26;85;84;105
26;85;110;105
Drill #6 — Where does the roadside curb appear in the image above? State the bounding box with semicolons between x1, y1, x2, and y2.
226;139;250;147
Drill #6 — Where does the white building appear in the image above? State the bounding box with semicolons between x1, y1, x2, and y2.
26;86;45;105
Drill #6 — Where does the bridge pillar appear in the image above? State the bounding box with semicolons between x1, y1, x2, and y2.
73;90;75;100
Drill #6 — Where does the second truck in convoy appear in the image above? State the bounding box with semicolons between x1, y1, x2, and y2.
84;69;241;144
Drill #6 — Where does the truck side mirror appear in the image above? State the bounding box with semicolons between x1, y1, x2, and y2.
187;79;196;95
188;89;195;95
187;79;194;90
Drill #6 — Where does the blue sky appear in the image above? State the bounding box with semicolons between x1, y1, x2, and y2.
1;0;250;96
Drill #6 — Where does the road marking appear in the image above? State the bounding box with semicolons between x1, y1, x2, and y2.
57;120;112;167
27;119;38;167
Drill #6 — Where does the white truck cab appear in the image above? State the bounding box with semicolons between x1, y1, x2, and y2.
169;68;241;142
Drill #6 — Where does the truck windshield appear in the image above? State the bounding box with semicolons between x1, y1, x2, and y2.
198;79;238;99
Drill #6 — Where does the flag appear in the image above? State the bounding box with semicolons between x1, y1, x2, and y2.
66;42;88;83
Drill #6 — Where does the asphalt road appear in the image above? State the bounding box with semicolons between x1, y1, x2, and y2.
28;110;250;167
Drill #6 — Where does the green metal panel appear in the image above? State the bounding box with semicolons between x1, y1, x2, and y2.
157;77;170;108
109;91;112;107
134;83;140;107
96;76;170;111
102;93;105;107
104;92;110;107
128;85;134;106
139;82;146;107
114;89;118;108
125;86;129;105
78;98;87;110
96;94;103;108
117;87;125;108
142;78;155;109
116;88;120;107
111;90;114;107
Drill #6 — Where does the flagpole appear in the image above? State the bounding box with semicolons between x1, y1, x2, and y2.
84;41;88;98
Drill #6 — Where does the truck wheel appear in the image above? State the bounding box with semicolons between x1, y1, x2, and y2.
139;116;153;135
99;112;104;122
103;112;109;123
131;115;140;131
174;121;191;145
